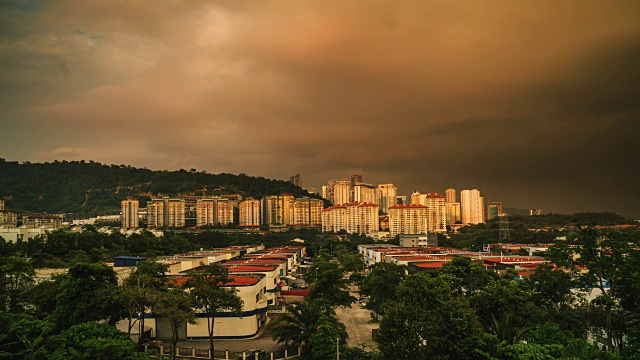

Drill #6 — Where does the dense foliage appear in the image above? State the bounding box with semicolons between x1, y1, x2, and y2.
0;158;323;214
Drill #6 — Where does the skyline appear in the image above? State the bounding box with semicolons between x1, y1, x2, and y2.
1;1;639;217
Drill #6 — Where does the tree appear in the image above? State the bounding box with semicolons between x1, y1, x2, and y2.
153;288;196;358
0;256;35;312
377;273;483;360
309;315;348;360
121;259;168;348
359;262;407;319
305;257;355;308
50;263;120;331
272;300;342;359
185;263;243;356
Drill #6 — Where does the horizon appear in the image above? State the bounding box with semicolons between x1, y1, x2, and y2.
1;1;639;217
1;157;637;218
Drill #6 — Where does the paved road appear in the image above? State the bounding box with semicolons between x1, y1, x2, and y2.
335;286;379;349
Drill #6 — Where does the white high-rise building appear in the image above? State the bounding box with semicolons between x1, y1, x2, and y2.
261;194;294;226
388;204;428;237
353;184;376;203
445;202;461;225
460;189;484;225
216;199;234;225
290;198;323;226
147;199;165;228
167;199;186;228
332;181;351;206
445;188;456;203
376;184;397;213
425;193;447;233
321;202;379;234
121;199;139;228
196;199;216;227
239;199;261;227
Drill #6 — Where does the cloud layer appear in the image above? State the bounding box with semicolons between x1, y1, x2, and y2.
1;1;639;216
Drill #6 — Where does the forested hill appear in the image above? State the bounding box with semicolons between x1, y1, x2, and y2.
0;159;321;214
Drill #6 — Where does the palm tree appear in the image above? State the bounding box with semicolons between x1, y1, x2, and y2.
272;300;345;359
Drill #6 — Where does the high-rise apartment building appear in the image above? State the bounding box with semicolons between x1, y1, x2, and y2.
353;184;376;204
321;202;379;234
290;198;323;226
196;199;216;227
216;199;234;225
375;184;397;214
388;204;428;237
147;199;165;228
261;194;294;226
425;193;447;233
445;202;462;225
460;189;484;224
121;199;139;228
239;199;261;227
0;199;4;211
333;181;351;206
445;188;456;203
350;174;363;187
167;199;186;228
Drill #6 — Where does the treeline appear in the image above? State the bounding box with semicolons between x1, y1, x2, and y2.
0;226;363;269
0;158;322;214
441;215;639;251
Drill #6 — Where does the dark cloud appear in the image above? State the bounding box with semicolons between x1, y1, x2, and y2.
1;1;639;217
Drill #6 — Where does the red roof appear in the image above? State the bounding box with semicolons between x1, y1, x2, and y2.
414;261;447;269
281;290;310;296
167;275;261;287
389;204;427;209
426;193;445;198
225;265;277;272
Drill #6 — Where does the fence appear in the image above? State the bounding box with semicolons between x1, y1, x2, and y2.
145;345;301;360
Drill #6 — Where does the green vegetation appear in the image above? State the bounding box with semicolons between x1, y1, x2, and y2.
0;158;324;214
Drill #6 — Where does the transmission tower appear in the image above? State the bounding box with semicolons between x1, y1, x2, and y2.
496;185;511;242
498;213;511;241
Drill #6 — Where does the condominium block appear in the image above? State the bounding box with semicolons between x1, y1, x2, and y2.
352;184;376;203
425;193;447;233
321;202;379;234
376;184;397;214
239;199;261;227
445;188;456;203
445;202;462;225
196;199;216;227
167;199;186;228
388;204;428;237
147;199;165;228
460;189;484;225
290;198;323;226
216;199;234;225
261;194;294;226
121;198;139;228
148;197;185;228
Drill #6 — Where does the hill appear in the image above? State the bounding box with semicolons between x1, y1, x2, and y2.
0;159;323;214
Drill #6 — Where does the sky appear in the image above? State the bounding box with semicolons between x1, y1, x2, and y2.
1;1;639;217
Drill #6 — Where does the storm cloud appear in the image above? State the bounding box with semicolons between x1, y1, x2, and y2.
1;0;639;216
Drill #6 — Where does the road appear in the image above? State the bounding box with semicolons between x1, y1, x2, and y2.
334;286;379;349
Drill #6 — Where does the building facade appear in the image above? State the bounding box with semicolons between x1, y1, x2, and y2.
239;199;261;227
445;202;462;225
261;195;293;226
121;199;139;228
425;193;447;233
321;202;379;234
196;199;216;227
216;199;234;225
289;198;323;226
460;189;484;225
388;204;428;237
445;188;456;203
376;184;397;214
